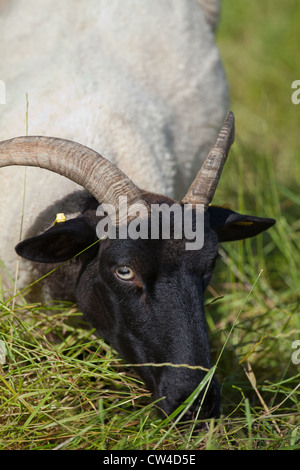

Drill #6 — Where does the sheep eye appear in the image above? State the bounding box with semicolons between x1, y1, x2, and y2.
115;266;135;281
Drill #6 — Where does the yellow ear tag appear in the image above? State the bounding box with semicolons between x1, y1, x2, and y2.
53;213;67;225
234;221;254;226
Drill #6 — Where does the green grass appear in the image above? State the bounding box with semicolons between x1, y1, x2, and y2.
0;0;299;450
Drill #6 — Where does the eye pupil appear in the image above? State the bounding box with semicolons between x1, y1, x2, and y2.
115;266;134;280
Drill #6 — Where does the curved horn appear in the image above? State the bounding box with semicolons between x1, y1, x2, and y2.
182;111;235;209
0;136;146;223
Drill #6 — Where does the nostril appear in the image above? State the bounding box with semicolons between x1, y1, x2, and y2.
156;374;220;423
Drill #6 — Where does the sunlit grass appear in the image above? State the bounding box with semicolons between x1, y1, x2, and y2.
0;245;299;450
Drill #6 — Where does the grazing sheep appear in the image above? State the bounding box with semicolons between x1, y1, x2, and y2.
0;112;275;422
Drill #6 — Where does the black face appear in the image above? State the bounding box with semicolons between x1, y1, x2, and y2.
75;212;220;421
15;193;275;423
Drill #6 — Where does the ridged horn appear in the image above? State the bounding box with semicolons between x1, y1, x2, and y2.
182;111;235;209
0;136;147;223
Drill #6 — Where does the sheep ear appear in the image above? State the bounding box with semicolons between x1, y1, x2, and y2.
208;205;276;242
15;218;99;263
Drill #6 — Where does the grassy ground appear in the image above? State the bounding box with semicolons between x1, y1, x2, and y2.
0;0;299;450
